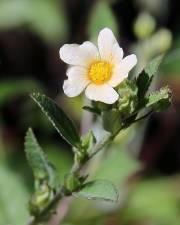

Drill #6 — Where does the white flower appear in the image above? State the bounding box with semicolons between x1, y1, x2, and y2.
59;28;137;104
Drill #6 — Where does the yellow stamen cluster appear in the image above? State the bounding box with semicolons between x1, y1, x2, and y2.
88;61;113;85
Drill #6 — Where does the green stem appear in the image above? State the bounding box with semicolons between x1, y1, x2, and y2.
132;110;153;123
70;111;153;176
26;132;115;225
71;132;113;174
26;110;152;225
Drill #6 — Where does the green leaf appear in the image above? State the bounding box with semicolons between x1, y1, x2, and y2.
74;180;118;202
92;101;111;111
81;130;96;154
102;109;121;135
25;128;59;191
83;106;101;115
117;79;138;116
25;128;60;216
146;87;172;111
64;173;81;193
145;55;164;77
136;55;163;98
31;93;81;148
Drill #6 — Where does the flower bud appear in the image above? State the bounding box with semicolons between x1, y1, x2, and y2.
29;182;53;216
117;79;138;117
64;173;81;193
151;29;172;52
134;12;156;39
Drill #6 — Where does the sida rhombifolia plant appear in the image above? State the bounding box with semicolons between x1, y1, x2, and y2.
24;28;171;224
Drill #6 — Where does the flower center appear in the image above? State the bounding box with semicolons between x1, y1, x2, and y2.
88;61;113;85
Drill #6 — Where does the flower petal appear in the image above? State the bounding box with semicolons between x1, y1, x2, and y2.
60;41;99;66
63;69;90;97
108;65;128;87
119;54;137;72
108;54;137;87
111;43;124;63
98;28;123;62
85;84;119;104
66;66;87;80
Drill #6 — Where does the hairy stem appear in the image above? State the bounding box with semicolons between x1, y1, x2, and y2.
26;110;152;225
26;132;115;225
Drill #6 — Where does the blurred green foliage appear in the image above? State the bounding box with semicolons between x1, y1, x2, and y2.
161;39;180;75
66;143;180;225
0;162;29;225
124;177;180;225
88;1;118;40
0;0;68;43
0;79;43;105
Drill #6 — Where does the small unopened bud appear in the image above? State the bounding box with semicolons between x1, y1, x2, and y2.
29;182;53;215
134;12;156;39
152;29;172;52
117;79;138;116
64;173;81;193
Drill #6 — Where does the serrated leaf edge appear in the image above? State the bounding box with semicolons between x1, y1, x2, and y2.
24;127;52;177
30;93;80;148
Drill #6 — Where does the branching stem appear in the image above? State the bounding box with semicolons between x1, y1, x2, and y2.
26;110;153;225
26;132;115;225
